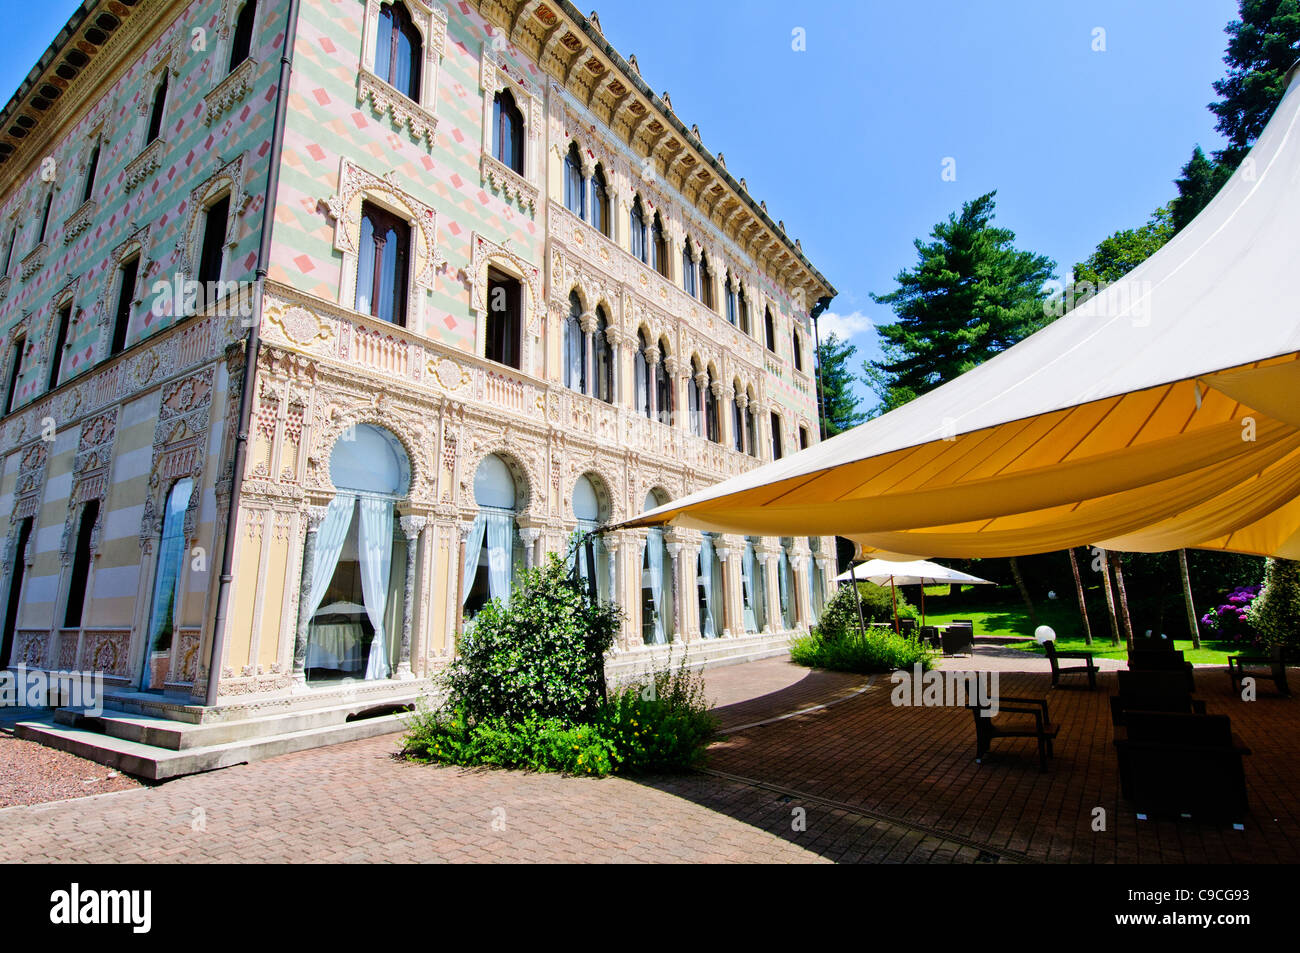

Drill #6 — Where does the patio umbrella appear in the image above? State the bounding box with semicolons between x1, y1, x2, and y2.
836;558;995;629
622;64;1300;562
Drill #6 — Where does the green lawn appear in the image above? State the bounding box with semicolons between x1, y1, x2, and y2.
918;590;1239;664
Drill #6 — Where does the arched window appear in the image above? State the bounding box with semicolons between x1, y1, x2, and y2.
146;73;169;144
732;385;744;453
799;425;810;450
697;532;723;639
738;290;751;335
228;1;257;74
764;307;777;352
82;145;101;205
485;268;522;368
303;425;412;683
111;256;139;357
48;304;71;392
746;399;759;458
464;454;522;619
63;499;100;630
355;202;410;326
655;336;673;425
681;245;696;297
700;254;715;310
688;359;702;437
2;228;16;277
771;410;783;460
792;327;803;372
563;291;586;394
4;335;24;415
593;306;612;403
492;89;524;174
704;366;720;443
375;1;422;100
591;164;609;236
564;143;585;218
634;330;651;420
652;213;668;277
141;479;193;690
197;193;231;288
572;474;610;603
37;193;53;245
725;274;737;325
641;489;673;644
629;195;647;263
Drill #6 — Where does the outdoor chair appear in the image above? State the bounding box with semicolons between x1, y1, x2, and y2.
1043;640;1098;689
951;618;975;632
899;618;917;637
941;624;974;656
1128;648;1196;692
968;695;1059;772
1109;669;1207;726
1113;711;1251;821
1227;647;1292;697
920;625;940;649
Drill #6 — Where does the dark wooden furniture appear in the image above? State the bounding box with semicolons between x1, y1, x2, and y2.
1128;647;1196;691
968;695;1059;772
920;625;940;649
1043;640;1098;689
1109;669;1206;726
899;618;917;637
941;624;974;656
1228;647;1292;697
1113;711;1251;821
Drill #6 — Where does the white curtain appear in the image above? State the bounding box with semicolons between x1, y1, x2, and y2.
485;510;514;605
710;540;724;637
699;536;718;639
358;496;394;680
565;316;584;392
646;529;666;645
635;352;648;417
779;549;793;629
305;494;355;622
742;545;758;633
461;513;486;605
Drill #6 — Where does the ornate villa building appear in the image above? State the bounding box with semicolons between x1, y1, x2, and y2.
0;0;835;765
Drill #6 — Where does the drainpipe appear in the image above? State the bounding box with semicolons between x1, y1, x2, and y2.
206;0;303;707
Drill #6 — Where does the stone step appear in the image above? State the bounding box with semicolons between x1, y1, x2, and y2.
15;710;413;781
51;696;422;750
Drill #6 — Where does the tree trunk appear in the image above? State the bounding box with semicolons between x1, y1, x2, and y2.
1068;548;1093;645
1099;549;1121;646
1179;549;1201;650
1009;556;1036;627
1112;551;1135;650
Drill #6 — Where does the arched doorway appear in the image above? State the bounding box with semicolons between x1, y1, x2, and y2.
463;453;523;620
302;424;411;684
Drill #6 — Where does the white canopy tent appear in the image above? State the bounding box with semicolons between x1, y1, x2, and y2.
624;64;1300;562
836;558;995;629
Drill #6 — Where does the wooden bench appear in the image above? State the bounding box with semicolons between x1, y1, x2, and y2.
1113;711;1251;821
968;695;1060;772
1128;647;1196;692
1044;640;1098;689
1228;647;1292;697
1110;669;1206;726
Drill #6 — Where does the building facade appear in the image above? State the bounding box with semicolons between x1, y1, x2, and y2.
0;0;836;723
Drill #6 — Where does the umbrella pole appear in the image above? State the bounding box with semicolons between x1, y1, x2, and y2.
921;585;926;629
852;562;867;638
891;575;899;633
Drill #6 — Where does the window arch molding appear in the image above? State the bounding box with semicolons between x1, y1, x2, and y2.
178;154;248;284
325;158;444;328
459;445;534;520
93;225;153;362
358;0;448;147
470;232;541;368
479;45;542;212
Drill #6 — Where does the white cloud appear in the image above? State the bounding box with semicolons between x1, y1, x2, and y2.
817;310;876;341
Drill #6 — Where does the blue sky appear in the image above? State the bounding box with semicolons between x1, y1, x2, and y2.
2;1;1240;411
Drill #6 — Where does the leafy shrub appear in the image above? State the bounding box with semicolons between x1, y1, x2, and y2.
1247;558;1300;651
600;662;717;774
1201;584;1262;645
813;583;915;644
791;627;933;674
403;705;616;776
444;554;621;724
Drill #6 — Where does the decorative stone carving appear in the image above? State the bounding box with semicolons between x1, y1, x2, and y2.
203;56;256;126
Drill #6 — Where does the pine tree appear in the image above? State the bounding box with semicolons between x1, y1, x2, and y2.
814;331;866;437
1209;0;1300;171
1170;146;1234;233
864;192;1055;411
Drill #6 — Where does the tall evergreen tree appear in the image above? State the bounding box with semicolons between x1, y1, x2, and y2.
864;192;1055;412
814;331;867;437
1072;204;1174;287
1170;146;1234;233
1209;0;1300;171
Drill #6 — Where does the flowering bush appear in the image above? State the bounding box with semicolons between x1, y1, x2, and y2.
1200;584;1263;646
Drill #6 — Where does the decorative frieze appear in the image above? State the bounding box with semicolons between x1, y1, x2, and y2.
123;138;165;193
203;56;257;126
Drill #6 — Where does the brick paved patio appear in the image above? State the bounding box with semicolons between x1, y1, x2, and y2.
0;652;1293;863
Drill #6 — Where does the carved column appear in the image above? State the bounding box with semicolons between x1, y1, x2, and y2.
292;504;329;685
645;345;660;422
665;540;682;644
762;550;781;634
518;525;541;569
736;392;749;455
715;542;734;637
580;310;598;398
396;514;426;678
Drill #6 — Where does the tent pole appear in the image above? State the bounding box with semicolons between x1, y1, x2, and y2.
921;585;926;629
890;575;899;633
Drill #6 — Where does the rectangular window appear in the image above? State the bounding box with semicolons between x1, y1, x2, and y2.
793;330;803;372
355;202;411;327
197;195;230;288
2;228;16;276
111;257;139;357
485;269;522;369
48;305;71;392
82;145;101;205
771;412;783;460
1;516;34;667
3;336;24;414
